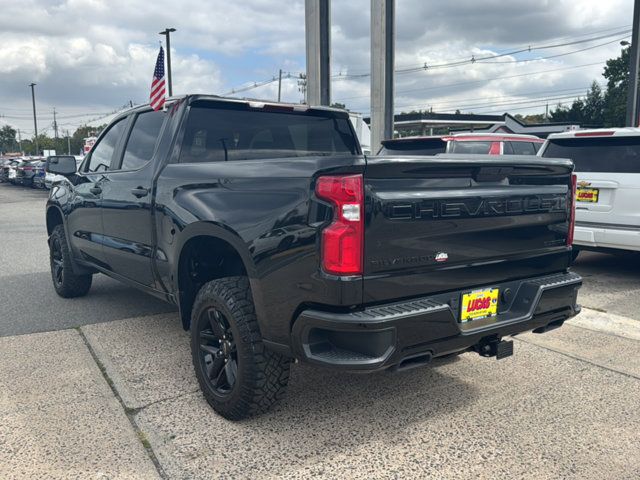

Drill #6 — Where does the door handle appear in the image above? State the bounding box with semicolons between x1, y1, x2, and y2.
131;186;149;198
90;185;102;195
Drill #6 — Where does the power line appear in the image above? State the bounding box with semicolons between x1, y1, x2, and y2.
333;31;630;80
335;60;607;102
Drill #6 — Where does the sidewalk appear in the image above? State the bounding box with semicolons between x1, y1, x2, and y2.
0;329;159;479
1;308;639;479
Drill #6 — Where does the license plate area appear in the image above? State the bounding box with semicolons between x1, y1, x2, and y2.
460;288;499;322
576;187;599;203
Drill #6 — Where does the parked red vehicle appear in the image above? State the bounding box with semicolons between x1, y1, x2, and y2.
444;133;544;155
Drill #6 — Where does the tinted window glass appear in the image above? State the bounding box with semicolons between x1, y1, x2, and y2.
120;111;165;170
179;103;358;163
379;139;446;156
502;141;514;154
449;141;492;154
510;141;536;155
533;142;542;153
46;156;76;173
543;136;640;173
87;119;126;172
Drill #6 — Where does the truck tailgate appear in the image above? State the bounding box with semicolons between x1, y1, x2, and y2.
363;154;574;304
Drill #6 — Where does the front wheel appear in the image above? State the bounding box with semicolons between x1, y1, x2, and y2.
191;276;291;420
49;224;92;298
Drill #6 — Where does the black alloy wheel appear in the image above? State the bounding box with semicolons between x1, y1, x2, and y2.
50;236;64;287
48;224;92;298
197;307;238;395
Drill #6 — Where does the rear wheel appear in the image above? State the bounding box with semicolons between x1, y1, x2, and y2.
191;276;291;420
49;224;92;298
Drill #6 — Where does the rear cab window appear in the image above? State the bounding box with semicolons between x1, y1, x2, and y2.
510;141;536;155
178;101;359;163
543;136;640;173
448;141;492;154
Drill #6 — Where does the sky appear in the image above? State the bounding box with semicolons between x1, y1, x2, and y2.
0;0;634;138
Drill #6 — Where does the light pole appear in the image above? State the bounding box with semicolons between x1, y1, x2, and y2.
159;28;176;96
626;0;640;126
28;83;39;155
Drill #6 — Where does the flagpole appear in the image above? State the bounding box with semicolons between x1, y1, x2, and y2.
159;28;176;96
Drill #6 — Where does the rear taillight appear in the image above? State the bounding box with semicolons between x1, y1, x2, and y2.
488;142;501;155
315;174;364;276
567;173;577;246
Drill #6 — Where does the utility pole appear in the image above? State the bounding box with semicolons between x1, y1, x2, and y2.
298;74;308;103
277;69;283;102
66;130;71;155
29;83;39;155
545;103;549;122
305;0;331;105
17;129;22;153
627;0;640;126
370;0;395;153
53;107;59;153
159;28;176;96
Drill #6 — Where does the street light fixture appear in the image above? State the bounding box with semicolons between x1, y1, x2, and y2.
159;28;176;96
621;40;631;46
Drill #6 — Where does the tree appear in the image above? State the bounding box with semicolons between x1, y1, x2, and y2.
330;102;346;109
514;113;546;124
583;81;605;126
0;125;17;153
603;47;629;127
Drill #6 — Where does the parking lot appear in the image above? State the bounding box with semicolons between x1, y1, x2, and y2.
1;181;639;479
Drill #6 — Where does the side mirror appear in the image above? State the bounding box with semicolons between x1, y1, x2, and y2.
46;156;77;176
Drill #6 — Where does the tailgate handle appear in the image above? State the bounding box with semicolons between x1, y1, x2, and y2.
474;167;514;182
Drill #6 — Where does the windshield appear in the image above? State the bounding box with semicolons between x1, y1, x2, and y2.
543;136;640;173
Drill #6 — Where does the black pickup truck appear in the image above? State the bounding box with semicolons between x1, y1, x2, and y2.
46;95;582;420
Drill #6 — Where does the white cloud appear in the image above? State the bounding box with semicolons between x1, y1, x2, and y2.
0;0;634;135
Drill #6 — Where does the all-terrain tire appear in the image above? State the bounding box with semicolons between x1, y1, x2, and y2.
191;276;291;420
49;224;92;298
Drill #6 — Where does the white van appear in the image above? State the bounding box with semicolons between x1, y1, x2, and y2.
540;128;640;257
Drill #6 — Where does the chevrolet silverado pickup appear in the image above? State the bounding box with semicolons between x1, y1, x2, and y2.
46;95;582;420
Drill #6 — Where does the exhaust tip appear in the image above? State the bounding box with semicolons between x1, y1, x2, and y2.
395;351;434;372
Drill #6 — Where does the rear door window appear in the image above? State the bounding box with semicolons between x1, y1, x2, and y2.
543;136;640;173
119;110;165;170
179;102;358;163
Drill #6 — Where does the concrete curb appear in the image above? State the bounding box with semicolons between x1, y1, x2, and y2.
569;307;640;341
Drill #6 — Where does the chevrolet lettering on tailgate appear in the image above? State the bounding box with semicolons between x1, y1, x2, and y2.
386;194;566;221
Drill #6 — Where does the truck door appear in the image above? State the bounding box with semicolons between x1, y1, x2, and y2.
99;109;166;288
66;118;128;267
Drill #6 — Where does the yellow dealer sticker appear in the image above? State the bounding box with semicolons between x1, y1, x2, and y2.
460;289;499;322
576;187;599;203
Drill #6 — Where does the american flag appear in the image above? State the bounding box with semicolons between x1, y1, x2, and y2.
150;46;166;111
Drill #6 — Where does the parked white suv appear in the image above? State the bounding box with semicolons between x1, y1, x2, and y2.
540;128;640;257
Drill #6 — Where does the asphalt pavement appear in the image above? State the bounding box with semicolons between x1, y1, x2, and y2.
1;181;639;479
0;183;174;337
